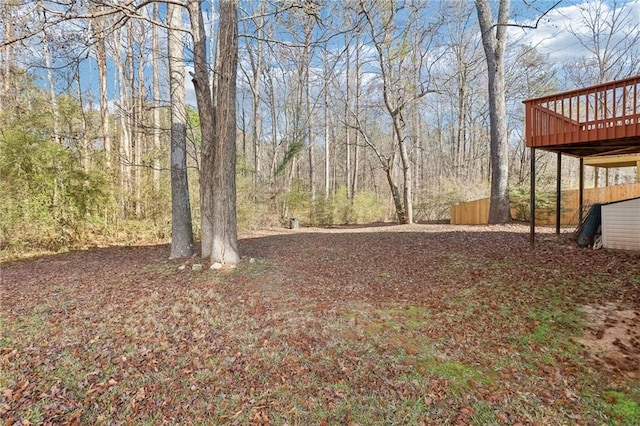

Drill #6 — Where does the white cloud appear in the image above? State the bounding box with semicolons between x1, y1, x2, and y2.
514;0;640;62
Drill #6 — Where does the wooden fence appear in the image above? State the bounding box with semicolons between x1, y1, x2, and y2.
450;183;640;225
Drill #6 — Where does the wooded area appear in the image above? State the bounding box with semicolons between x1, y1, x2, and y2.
1;0;639;257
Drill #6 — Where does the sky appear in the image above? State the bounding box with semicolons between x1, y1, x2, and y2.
112;0;640;108
513;0;640;62
11;0;640;109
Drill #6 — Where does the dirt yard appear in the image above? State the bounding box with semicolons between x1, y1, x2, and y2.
2;224;639;424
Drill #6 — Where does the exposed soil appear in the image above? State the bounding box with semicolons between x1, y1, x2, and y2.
579;303;640;379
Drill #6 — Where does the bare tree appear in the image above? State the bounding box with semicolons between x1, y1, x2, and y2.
133;18;145;218
565;0;640;85
91;5;111;170
239;2;265;189
304;17;316;202
359;0;439;224
190;0;240;264
444;0;483;181
113;21;133;218
168;2;195;259
475;0;511;223
41;19;60;145
151;2;161;192
323;47;331;198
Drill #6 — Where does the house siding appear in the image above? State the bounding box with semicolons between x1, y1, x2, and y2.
601;198;640;251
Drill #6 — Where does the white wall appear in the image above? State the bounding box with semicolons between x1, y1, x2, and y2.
602;198;640;251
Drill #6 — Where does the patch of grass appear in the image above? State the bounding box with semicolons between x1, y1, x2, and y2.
471;401;499;425
239;256;269;274
629;270;640;282
352;305;437;359
582;385;640;426
24;406;44;424
54;349;88;389
603;390;640;425
143;262;181;275
529;320;554;343
417;358;491;393
521;307;582;346
508;306;585;372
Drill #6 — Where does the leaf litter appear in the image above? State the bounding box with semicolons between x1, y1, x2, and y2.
1;223;639;424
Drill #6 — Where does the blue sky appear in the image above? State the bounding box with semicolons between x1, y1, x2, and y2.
514;0;640;61
15;0;640;109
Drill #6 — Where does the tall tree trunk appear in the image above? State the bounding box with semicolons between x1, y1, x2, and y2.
476;0;511;223
323;49;331;198
412;104;422;198
152;2;161;192
351;33;361;202
41;17;62;208
306;53;315;202
213;0;240;264
134;20;144;218
0;3;9;113
126;22;137;216
457;76;467;179
240;92;247;173
94;10;111;170
116;24;132;218
304;22;315;202
344;37;351;200
74;65;90;172
353;121;406;224
248;7;263;190
189;0;239;264
42;26;60;145
394;116;413;224
359;0;414;224
386;165;405;223
187;0;215;258
168;3;195;259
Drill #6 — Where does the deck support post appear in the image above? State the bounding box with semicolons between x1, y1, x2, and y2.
556;152;562;235
530;147;536;248
579;158;584;223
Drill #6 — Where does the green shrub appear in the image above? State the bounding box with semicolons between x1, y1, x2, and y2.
351;190;386;223
509;186;555;221
310;186;386;226
0;128;107;253
283;180;312;224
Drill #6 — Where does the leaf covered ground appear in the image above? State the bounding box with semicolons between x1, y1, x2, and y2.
2;224;639;425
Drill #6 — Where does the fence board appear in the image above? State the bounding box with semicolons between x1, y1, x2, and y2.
450;183;640;225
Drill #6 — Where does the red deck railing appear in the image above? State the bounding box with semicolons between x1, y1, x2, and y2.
524;75;640;150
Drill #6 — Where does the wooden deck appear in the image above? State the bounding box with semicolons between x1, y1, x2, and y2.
524;75;640;157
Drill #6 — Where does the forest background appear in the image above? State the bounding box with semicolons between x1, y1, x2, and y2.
1;0;639;257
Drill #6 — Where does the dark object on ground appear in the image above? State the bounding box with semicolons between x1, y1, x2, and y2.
576;204;602;247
